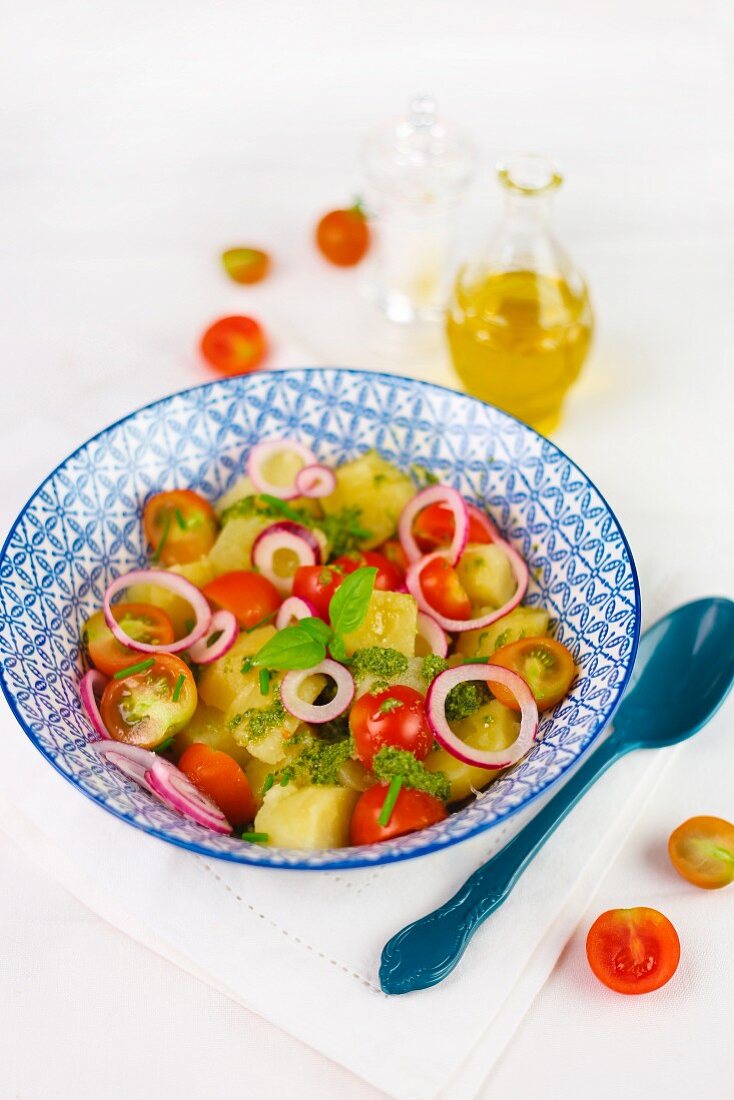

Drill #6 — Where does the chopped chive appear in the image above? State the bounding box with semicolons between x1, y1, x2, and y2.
174;507;187;531
113;657;155;680
154;736;175;754
241;657;253;675
262;773;275;795
245;611;277;634
378;775;403;828
280;772;291;787
151;510;172;562
462;656;490;664
241;832;269;843
172;673;185;702
184;617;195;635
259;667;270;695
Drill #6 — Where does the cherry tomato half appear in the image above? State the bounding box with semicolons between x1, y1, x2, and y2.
490;637;575;711
84;603;175;677
350;685;432;769
221;247;270;285
178;743;256;828
668;816;734;890
100;654;197;749
419;557;471;621
143;489;219;567
334;550;405;592
350;784;446;845
315;206;370;267
202;571;281;631
586;908;680;995
413;502;493;555
200;315;267;376
292;565;345;621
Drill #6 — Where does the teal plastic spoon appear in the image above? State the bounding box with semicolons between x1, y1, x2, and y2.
380;597;734;995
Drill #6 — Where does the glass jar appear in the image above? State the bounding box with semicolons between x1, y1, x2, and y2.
446;154;594;434
362;95;475;324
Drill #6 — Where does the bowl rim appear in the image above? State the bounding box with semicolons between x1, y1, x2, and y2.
0;367;641;870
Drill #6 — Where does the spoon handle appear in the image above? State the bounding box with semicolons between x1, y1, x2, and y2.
380;733;626;994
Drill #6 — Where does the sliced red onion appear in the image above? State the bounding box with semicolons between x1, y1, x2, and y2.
276;596;315;629
281;659;354;724
251;521;322;596
94;740;158;792
398;485;469;565
405;544;528;633
79;669;111;739
467;503;501;543
416;611;448;658
247;439;317;500
295;463;336;499
427;664;538;769
188;609;239;664
145;757;232;833
103;569;211;654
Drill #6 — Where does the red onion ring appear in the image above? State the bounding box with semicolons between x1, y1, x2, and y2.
103;569;211;654
145;757;232;833
188;609;239;665
405;544;528;633
467;503;501;543
251;521;322;596
281;659;355;724
94;741;158;792
426;664;538;769
247;439;317;500
276;596;316;629
79;669;111;739
295;463;336;499
398;486;469;565
416;611;448;658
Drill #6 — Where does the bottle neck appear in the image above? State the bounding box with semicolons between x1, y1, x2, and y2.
503;191;553;229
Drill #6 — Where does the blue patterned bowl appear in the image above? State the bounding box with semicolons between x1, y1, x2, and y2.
0;369;639;869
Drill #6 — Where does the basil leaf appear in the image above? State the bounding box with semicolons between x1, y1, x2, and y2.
328;566;378;637
299;617;333;645
252;625;326;670
328;634;348;663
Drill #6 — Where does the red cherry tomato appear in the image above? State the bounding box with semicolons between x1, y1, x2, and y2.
292;565;345;621
315;206;370;267
489;637;576;711
349;685;433;768
100;654;197;749
668;816;734;889
350;784;446;845
413;502;493;554
221;247;270;285
334;550;405;592
143;489;219;567
202;571;281;631
585;908;681;995
419;557;471;620
378;538;408;573
200;315;267;376
84;603;175;677
178;743;256;828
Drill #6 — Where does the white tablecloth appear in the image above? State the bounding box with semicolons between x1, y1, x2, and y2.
1;1;733;1097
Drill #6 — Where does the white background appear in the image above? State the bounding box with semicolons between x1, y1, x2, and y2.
1;1;733;1097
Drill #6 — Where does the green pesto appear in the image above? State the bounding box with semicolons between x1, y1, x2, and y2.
278;736;356;788
229;689;287;742
445;681;491;722
372;746;450;802
379;696;403;714
351;647;409;682
420;654;449;683
220;494;372;558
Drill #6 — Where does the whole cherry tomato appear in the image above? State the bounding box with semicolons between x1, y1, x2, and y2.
419;556;471;620
178;743;256;828
489;637;576;711
668;816;734;889
200;315;267;376
349;685;433;768
334;550;405;592
350;784;446;845
84;603;175;677
315;204;370;267
143;489;219;566
221;247;270;285
100;654;197;749
413;502;493;554
202;571;281;631
585;907;680;995
292;565;345;621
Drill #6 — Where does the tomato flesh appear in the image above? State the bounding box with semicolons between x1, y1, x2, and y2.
292;565;345;621
350;784;446;845
586;908;680;995
202;570;281;631
413;502;492;554
419;557;471;621
200;315;267;376
85;603;175;676
100;654;197;749
143;489;218;566
334;550;405;592
349;685;432;768
668;816;734;889
178;742;256;828
378;539;408;573
490;636;575;711
316;207;370;267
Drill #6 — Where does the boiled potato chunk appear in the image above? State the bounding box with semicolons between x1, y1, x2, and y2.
226;670;326;763
207;515;272;577
173;704;250;769
197;625;276;711
125;559;216;636
216;473;323;519
455;606;550;659
457;544;516;609
254;784;359;849
321;450;414;549
355;656;426;698
425;700;520;802
343;590;418;658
